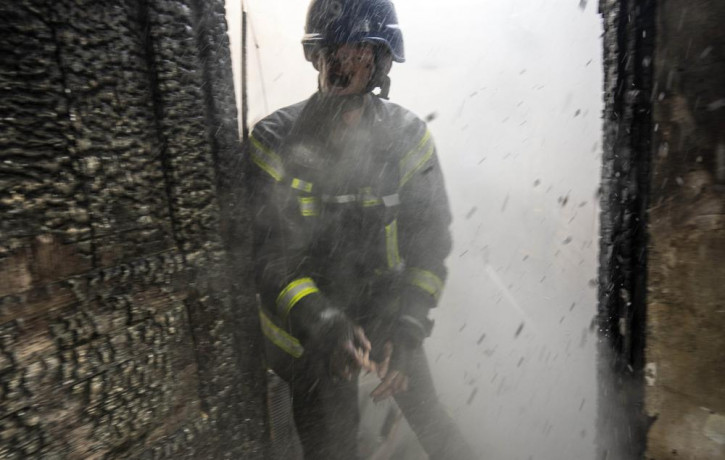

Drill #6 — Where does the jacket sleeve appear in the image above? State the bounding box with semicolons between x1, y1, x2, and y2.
396;123;453;343
245;123;329;343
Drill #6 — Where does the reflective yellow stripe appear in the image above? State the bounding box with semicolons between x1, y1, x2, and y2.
291;178;314;193
363;197;382;207
399;130;434;188
406;268;445;300
250;134;284;181
259;309;304;358
360;186;383;207
276;277;320;318
298;196;319;217
385;219;402;269
400;130;431;167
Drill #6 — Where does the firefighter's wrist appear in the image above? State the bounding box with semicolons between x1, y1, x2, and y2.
401;287;438;311
288;295;346;345
287;294;328;338
389;335;415;377
394;315;431;350
397;298;434;341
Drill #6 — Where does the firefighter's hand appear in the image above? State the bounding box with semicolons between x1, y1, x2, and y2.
325;318;373;381
370;341;410;402
295;305;373;381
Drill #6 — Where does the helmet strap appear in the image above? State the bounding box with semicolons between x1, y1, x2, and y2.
374;75;391;100
366;48;393;98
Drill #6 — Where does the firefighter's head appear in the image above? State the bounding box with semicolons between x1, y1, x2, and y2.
302;0;404;98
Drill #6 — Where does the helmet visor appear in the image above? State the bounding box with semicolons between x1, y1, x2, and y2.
303;0;405;62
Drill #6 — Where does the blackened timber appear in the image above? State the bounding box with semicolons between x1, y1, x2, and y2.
597;0;655;459
0;0;266;457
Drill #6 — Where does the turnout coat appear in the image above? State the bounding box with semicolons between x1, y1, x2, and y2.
246;93;452;376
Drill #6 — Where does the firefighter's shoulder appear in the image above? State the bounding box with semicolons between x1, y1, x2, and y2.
247;100;307;182
373;98;435;170
373;98;428;136
249;99;307;151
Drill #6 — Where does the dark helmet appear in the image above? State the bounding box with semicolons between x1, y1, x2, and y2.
302;0;405;64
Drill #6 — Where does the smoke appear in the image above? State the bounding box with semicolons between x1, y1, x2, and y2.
229;1;604;458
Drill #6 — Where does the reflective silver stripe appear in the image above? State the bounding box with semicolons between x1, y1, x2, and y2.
399;130;434;188
317;192;395;207
322;194;357;204
250;134;285;181
298;197;320;217
399;315;427;335
385;219;402;269
276;277;320;318
406;268;444;300
259;309;304;358
291;178;314;193
382;193;400;207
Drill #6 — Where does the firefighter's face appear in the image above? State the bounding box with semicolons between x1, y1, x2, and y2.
317;43;376;96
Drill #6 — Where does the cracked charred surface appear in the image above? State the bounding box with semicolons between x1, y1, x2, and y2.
645;1;725;459
1;0;265;458
599;0;725;458
598;1;655;458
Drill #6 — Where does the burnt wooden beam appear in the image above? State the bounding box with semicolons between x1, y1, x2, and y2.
597;0;656;458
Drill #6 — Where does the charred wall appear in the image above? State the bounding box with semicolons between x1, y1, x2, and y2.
599;0;725;459
0;0;265;458
598;0;655;458
645;0;725;458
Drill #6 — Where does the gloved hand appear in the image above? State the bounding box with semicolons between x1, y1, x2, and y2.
298;306;373;381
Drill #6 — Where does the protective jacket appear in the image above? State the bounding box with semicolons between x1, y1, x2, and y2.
247;93;452;372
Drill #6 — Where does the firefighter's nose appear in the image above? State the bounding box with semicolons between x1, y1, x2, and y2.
335;54;354;71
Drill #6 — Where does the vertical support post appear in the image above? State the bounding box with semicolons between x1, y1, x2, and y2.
597;0;656;458
242;4;249;143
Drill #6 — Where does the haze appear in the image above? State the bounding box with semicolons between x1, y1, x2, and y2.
226;1;603;458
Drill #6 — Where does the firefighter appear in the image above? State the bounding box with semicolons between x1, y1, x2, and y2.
246;1;476;458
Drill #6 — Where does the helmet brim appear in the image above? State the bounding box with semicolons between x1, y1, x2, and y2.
302;35;405;63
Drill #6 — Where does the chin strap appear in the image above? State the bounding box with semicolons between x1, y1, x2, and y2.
365;55;392;99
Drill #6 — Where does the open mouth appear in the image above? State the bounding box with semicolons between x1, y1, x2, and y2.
328;71;351;89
